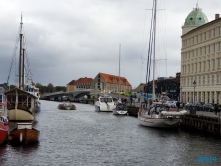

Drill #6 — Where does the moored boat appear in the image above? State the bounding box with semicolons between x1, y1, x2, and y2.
5;88;36;121
8;123;40;145
0;115;9;145
138;104;187;128
58;103;76;110
95;94;115;112
5;15;40;120
138;0;187;128
113;101;128;115
0;87;9;145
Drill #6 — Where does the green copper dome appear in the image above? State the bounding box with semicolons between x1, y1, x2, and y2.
184;7;208;26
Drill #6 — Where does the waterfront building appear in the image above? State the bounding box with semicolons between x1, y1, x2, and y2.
91;72;132;92
133;83;146;93
66;77;93;92
181;5;221;104
136;73;180;100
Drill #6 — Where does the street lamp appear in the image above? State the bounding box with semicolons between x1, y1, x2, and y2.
193;80;196;104
180;86;182;102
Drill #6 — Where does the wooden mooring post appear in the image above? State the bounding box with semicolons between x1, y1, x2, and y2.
180;114;221;135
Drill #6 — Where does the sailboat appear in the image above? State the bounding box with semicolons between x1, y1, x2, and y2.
0;87;9;145
138;0;187;128
5;15;41;121
113;44;128;115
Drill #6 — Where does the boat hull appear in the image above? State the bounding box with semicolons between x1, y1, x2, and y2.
138;115;180;128
113;110;128;115
95;103;115;112
8;109;34;121
58;104;76;110
0;121;9;145
8;128;39;145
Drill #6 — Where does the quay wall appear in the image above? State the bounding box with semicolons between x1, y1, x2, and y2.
180;114;221;135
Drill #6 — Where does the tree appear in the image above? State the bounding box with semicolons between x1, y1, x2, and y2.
47;83;54;92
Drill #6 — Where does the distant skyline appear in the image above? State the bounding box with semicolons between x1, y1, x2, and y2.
0;0;221;88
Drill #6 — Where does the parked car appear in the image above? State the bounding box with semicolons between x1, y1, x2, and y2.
202;103;214;112
165;101;175;107
193;102;204;111
185;102;193;110
171;101;178;108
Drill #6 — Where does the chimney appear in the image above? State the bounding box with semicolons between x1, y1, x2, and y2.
215;14;220;20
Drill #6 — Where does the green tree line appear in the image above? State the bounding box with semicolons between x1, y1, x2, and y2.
3;83;66;94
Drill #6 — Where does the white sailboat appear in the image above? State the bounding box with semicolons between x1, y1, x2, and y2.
138;0;187;128
113;44;128;115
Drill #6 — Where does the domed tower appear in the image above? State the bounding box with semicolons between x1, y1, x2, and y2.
182;4;208;35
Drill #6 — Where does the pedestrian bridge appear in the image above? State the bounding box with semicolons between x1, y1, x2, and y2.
40;90;131;102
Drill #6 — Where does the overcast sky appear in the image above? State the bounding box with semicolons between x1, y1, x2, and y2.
0;0;220;88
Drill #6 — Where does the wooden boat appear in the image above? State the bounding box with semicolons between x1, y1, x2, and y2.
58;103;76;110
8;123;39;145
0;87;9;145
5;15;40;121
5;88;36;121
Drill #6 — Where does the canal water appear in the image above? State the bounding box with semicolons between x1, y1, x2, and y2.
0;100;221;166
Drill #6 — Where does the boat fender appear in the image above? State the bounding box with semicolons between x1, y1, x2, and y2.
20;132;23;142
8;136;12;141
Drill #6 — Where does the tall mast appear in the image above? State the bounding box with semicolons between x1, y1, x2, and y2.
22;39;25;88
152;0;157;100
19;15;23;90
118;44;121;99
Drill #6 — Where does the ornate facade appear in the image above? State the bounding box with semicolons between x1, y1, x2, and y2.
181;6;221;104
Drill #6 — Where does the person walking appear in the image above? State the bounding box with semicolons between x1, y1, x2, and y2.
214;104;219;116
176;101;180;111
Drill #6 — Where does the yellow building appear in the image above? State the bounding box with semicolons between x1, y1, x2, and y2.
66;77;93;92
91;72;132;92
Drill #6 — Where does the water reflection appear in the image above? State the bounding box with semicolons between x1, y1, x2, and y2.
0;100;221;166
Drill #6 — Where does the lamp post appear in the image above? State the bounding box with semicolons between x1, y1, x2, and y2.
180;86;182;102
193;80;196;104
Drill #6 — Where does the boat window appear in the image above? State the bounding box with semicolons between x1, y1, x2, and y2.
106;98;112;102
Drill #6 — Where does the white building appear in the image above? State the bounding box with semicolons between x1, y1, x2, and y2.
181;5;221;104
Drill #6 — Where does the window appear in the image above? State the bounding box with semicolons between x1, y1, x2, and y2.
219;42;221;51
203;76;205;85
195;63;197;73
208;60;210;70
218;58;221;68
217;74;220;84
212;75;214;84
204;32;206;40
207;75;210;84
